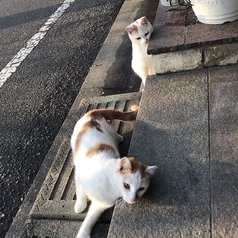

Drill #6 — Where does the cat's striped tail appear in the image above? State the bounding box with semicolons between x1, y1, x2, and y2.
86;106;139;122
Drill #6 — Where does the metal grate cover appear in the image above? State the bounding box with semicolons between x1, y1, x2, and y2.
29;92;141;220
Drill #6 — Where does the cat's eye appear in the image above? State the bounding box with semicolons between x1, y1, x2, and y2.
136;37;141;40
138;187;145;191
145;32;149;36
124;183;130;189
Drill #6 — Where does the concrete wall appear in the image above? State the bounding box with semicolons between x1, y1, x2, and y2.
153;42;238;74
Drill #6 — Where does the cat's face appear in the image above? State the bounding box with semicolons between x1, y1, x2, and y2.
117;157;157;204
125;16;153;46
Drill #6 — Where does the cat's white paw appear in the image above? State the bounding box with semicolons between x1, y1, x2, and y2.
74;199;87;213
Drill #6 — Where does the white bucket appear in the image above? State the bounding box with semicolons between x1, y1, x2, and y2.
191;0;238;24
160;0;238;24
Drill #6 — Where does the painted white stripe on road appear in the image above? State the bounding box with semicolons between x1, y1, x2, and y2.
0;0;75;88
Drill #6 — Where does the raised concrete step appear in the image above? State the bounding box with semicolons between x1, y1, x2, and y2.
108;64;238;237
148;3;238;74
6;92;141;238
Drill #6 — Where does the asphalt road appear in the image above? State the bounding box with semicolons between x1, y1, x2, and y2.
0;0;129;236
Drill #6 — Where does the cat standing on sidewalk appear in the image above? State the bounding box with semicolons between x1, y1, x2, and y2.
126;16;155;91
71;107;157;238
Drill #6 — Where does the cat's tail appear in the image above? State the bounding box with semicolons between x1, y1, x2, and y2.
87;106;139;122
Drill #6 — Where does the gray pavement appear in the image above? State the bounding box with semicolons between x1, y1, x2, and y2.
109;70;209;237
108;65;238;237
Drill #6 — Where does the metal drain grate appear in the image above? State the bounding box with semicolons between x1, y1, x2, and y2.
29;92;141;220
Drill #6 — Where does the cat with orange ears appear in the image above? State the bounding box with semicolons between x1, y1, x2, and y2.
71;107;157;238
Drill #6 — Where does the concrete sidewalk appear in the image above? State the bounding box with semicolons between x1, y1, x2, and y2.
108;65;238;238
108;3;238;237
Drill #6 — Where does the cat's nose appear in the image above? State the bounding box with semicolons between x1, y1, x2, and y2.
142;39;149;45
130;198;136;203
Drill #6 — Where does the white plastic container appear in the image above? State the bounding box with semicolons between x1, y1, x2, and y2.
191;0;238;24
160;0;238;25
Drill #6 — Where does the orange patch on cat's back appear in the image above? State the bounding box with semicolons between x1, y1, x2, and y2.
73;118;103;158
86;110;103;119
86;143;116;157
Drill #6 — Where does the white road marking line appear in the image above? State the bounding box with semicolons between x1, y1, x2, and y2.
0;0;75;88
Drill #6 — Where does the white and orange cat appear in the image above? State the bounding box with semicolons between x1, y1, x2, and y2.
71;107;157;238
126;16;155;91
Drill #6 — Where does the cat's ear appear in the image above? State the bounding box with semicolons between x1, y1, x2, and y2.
119;157;132;173
140;16;148;26
125;25;137;34
144;166;158;178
